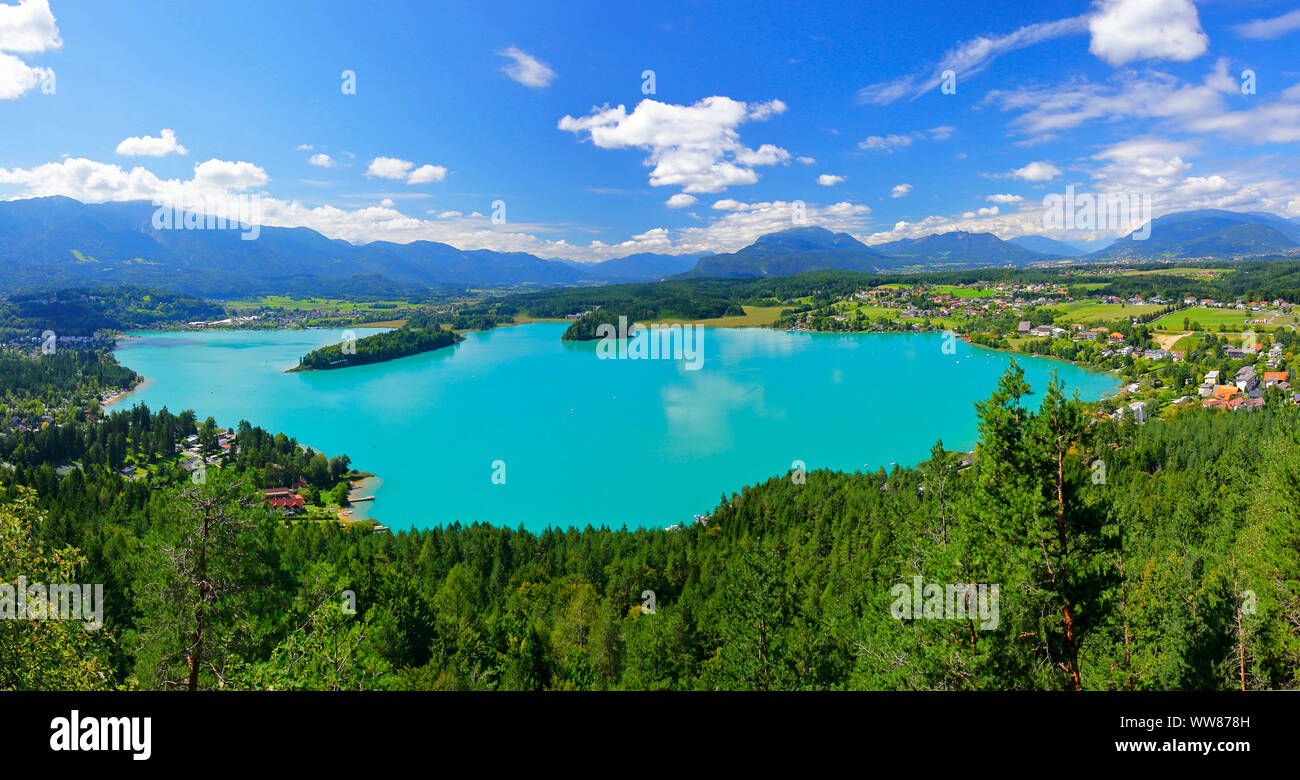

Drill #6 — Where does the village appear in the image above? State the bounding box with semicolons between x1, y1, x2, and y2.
780;269;1299;425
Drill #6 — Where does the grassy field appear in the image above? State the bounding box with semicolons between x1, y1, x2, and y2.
837;303;902;319
933;284;998;298
650;304;791;328
1150;307;1251;330
226;296;413;313
1054;300;1165;325
1118;267;1229;278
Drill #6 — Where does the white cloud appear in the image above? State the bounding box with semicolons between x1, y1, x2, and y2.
433;210;462;219
1006;161;1062;181
1234;9;1300;40
365;157;445;184
986;193;1024;203
665;193;696;208
192;159;268;190
308;153;336;168
365;157;414;180
0;50;47;98
858;134;913;153
984;59;1300;147
796;156;816;165
0;0;58;99
890;183;912;198
407;164;447;184
856;15;1088;104
818;174;845;186
558;96;790;194
497;46;555;89
0;0;60;53
1088;0;1208;66
296;144;314;151
115;128;187;157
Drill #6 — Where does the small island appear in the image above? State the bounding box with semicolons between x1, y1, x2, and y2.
290;315;463;371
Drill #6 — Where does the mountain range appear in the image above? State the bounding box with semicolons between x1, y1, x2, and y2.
1091;209;1300;260
0;197;1298;296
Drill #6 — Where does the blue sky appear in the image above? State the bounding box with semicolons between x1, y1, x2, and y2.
1;0;1299;260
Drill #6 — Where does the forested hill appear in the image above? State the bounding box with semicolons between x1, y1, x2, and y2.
292;318;462;371
0;286;224;338
7;358;1298;690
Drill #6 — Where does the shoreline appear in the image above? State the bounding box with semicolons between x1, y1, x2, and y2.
101;376;151;410
957;334;1125;395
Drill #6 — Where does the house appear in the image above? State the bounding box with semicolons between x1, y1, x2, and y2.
119;465;138;478
1235;365;1258;392
1204;370;1220;384
1128;401;1148;423
1108;332;1126;342
1214;384;1240;401
1264;371;1288;386
262;487;306;515
1032;325;1053;337
181;457;203;473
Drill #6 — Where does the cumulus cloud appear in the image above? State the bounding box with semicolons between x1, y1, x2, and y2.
0;0;60;53
365;157;414;180
116;128;187;157
665;193;696;208
1088;0;1208;66
497;46;555;88
818;174;845;186
0;0;59;100
1003;161;1062;181
890;183;912;198
308;153;336;168
558;96;790;194
365;157;446;184
986;193;1024;203
192;159;268;190
796;156;816;165
407;164;447;184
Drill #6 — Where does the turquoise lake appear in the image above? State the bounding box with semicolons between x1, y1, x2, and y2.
115;325;1118;532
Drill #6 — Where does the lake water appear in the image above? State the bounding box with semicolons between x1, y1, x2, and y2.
115;324;1117;532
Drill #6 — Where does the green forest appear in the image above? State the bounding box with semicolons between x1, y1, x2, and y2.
4;342;1297;690
293;320;462;371
0;286;223;338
